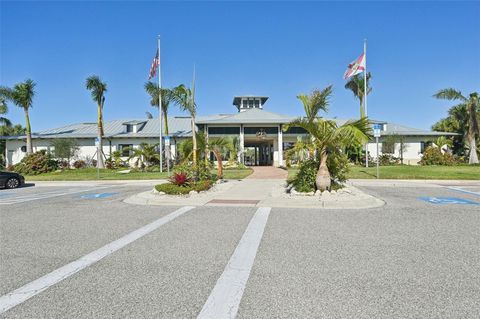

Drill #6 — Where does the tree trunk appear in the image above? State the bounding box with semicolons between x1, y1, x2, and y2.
315;150;331;192
191;117;197;165
24;108;33;154
468;135;479;164
163;109;169;136
213;149;223;179
97;104;105;168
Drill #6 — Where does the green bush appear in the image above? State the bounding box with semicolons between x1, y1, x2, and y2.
288;159;318;193
288;151;350;193
14;150;59;175
420;146;456;166
155;180;213;195
378;154;400;166
174;161;214;181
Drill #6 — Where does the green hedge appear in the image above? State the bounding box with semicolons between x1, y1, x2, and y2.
155;180;213;195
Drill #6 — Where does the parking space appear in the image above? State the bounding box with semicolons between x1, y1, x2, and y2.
0;182;479;318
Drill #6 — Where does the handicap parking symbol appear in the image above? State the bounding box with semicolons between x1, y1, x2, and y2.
80;192;118;199
418;197;479;205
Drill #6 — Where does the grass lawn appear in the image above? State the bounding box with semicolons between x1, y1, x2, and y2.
25;167;253;181
288;165;480;180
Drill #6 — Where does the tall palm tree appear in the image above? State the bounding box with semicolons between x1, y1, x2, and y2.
297;86;333;122
434;88;479;164
144;82;177;135
174;84;197;165
0;79;36;154
85;75;107;168
285;117;371;191
345;72;372;118
0;97;12;127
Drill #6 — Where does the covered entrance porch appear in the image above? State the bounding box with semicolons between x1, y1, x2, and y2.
244;139;274;166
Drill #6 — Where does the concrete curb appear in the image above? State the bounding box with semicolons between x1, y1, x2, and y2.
123;183;385;210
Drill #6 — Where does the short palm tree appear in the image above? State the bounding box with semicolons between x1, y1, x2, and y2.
434;136;453;153
285;117;371;191
0;79;36;154
345;72;372;118
127;143;160;169
85;75;107;168
174;84;197;165
178;132;231;179
434;88;479;164
0;97;12;127
144;82;177;135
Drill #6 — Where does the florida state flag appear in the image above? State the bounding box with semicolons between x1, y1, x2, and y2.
343;53;366;79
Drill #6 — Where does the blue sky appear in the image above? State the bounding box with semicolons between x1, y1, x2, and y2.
1;1;479;131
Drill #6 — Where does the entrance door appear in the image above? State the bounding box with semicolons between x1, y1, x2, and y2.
244;142;273;166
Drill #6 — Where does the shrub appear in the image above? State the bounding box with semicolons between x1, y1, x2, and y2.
170;172;190;186
155;180;213;195
420;146;456;166
288;151;350;193
174;161;214;182
378;154;400;166
13;150;58;175
73;159;86;169
288;159;318;193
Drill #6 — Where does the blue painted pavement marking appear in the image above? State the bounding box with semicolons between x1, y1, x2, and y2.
447;187;480;197
418;197;479;205
0;193;13;198
80;192;118;199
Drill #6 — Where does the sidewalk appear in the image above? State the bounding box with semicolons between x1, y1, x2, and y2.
124;179;385;209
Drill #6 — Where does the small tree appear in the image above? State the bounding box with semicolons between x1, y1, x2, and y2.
50;139;79;168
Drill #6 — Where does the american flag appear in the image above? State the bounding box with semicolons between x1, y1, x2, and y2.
148;48;160;80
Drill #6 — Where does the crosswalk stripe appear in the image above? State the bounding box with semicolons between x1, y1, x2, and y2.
197;206;271;319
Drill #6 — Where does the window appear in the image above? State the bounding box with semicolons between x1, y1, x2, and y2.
126;124;133;133
254;99;260;108
119;144;133;157
21;146;27;152
208;127;240;135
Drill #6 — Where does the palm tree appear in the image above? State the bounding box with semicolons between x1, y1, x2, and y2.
178;132;231;179
345;72;372;118
433;136;453;153
285;117;371;191
0;97;12;127
434;88;479;164
85;75;107;168
297;86;333;122
0;79;36;154
174;84;197;165
127;143;160;169
144;82;178;135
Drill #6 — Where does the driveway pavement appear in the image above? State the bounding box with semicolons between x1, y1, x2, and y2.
1;180;479;318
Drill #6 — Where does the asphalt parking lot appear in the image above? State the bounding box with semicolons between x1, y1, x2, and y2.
1;181;479;318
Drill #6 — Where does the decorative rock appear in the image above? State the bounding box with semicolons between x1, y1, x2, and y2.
315;190;321;196
188;190;198;195
159;191;166;195
306;191;315;196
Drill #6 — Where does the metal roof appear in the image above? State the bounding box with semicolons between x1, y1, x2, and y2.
197;108;294;124
3;117;192;140
3;110;456;140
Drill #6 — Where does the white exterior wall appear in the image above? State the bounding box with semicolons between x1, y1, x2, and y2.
367;136;426;165
5;137;183;166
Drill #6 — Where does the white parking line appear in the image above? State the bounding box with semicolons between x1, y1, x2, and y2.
0;186;113;205
0;205;195;314
197;206;271;319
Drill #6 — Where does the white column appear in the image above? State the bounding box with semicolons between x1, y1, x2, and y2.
239;125;244;164
277;124;283;167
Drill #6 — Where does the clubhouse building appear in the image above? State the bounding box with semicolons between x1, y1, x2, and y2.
4;95;454;166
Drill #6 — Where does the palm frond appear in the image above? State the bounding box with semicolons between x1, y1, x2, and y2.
433;88;466;101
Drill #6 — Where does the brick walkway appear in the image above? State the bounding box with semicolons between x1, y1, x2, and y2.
246;166;288;179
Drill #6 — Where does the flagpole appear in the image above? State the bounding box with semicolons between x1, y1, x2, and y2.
158;36;163;173
364;39;369;168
